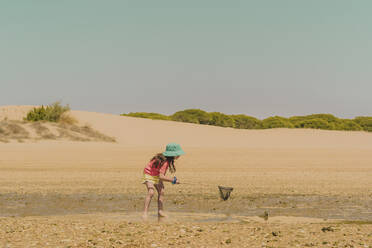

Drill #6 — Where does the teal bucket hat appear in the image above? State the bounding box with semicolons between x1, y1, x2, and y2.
163;143;185;157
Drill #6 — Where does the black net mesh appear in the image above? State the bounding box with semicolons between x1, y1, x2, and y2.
218;186;234;201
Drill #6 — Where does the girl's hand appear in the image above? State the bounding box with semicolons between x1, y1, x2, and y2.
172;176;180;185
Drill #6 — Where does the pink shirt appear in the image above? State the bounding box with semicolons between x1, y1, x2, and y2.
143;159;169;176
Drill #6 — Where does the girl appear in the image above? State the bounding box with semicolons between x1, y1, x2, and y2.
142;143;185;218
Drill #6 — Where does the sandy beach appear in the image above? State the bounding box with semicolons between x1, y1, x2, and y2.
1;106;371;247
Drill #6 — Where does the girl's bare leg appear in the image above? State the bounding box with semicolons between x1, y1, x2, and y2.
155;181;167;217
143;182;155;219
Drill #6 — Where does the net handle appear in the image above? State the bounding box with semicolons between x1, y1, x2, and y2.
182;182;212;187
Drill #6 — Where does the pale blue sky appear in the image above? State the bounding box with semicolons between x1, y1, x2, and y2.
1;1;371;118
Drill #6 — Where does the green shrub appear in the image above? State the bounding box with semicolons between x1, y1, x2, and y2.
230;115;261;129
353;117;372;132
305;114;339;122
295;118;334;130
208;112;235;127
289;114;348;130
308;114;347;130
170;109;211;124
289;116;308;127
119;109;372;132
262;116;294;129
26;102;70;122
338;119;363;131
122;112;170;120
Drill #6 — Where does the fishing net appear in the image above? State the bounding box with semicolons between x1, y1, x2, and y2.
218;186;234;201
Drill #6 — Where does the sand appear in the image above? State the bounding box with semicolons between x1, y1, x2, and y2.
0;106;371;247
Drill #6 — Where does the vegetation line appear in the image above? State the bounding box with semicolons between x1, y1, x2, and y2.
121;109;372;132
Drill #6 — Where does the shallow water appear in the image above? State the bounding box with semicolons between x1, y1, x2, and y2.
95;211;332;225
1;192;371;221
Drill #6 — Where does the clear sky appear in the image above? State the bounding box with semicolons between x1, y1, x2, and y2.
1;1;371;118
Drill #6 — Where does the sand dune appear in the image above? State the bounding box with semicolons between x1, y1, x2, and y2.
0;106;115;143
73;109;372;149
77;110;372;149
2;105;372;149
0;105;35;121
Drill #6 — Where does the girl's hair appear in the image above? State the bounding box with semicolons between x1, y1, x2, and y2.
151;153;176;173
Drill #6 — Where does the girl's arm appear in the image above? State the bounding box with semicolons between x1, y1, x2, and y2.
158;161;180;184
159;174;180;184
